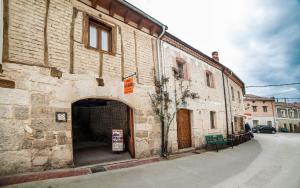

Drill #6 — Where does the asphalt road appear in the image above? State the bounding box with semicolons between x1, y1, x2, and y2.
6;133;300;188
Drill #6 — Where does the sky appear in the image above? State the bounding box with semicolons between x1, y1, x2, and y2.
127;0;300;101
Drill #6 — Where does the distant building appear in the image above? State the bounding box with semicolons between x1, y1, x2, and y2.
244;94;276;129
275;102;300;133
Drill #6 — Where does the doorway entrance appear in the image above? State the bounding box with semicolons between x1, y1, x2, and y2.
72;99;135;166
177;109;192;149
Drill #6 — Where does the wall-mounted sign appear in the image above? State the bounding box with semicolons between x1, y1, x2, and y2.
112;129;124;152
124;77;134;94
55;112;67;122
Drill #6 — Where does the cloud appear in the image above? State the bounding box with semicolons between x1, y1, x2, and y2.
127;0;300;100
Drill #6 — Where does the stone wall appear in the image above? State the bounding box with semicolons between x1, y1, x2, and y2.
0;0;161;175
162;43;228;152
224;75;245;134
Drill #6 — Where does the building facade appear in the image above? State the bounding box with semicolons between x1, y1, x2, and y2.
244;94;276;129
275;102;300;133
0;0;166;175
161;33;245;153
0;0;245;175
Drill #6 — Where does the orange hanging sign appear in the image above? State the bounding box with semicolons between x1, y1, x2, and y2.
124;77;134;94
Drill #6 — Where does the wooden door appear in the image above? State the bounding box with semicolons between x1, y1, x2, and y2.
177;109;192;149
127;107;135;158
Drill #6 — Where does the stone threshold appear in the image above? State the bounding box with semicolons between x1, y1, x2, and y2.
0;157;161;187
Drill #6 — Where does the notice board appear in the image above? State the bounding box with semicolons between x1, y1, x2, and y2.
112;129;124;152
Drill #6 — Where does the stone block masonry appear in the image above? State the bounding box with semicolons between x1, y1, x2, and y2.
0;0;161;175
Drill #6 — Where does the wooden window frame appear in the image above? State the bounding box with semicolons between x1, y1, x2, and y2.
83;14;116;55
88;19;112;52
252;106;257;112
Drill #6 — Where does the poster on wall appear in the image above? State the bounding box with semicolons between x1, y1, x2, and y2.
112;129;124;152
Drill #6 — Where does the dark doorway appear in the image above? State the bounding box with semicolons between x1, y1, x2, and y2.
177;109;192;149
72;99;135;166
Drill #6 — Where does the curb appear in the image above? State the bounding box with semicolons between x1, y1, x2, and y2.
0;157;161;187
0;168;92;187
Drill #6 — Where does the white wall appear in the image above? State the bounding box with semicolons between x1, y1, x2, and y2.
245;116;275;128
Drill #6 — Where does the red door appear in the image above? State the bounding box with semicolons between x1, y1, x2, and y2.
177;109;192;149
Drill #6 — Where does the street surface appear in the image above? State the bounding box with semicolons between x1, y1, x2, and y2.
6;133;300;188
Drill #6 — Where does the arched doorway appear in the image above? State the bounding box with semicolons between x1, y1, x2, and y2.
72;98;135;166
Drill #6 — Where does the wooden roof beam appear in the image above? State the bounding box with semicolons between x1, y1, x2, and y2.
150;25;158;36
137;18;145;30
109;1;117;17
124;10;131;24
91;0;98;8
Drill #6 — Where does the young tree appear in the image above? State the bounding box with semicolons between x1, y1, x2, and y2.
149;71;199;157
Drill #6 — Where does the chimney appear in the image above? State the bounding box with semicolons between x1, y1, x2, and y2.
212;51;219;62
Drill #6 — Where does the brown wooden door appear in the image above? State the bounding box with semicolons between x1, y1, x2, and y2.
127;107;135;158
177;109;192;149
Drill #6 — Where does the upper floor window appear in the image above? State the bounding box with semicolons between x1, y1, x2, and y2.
206;71;214;88
231;86;235;101
281;110;286;118
238;91;241;103
173;57;189;80
289;110;294;118
177;62;184;79
252;106;257;112
263;106;268;112
88;18;112;52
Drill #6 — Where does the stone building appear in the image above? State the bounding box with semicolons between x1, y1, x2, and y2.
0;0;245;175
244;94;276;129
0;0;166;175
161;33;245;153
275;102;300;133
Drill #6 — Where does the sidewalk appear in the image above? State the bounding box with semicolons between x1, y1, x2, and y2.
0;143;236;187
0;157;160;187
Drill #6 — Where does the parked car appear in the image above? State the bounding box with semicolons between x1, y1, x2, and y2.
252;125;263;133
257;125;276;134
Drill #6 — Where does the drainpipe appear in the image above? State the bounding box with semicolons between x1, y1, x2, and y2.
156;26;166;81
0;0;3;73
156;25;166;156
226;71;234;134
222;68;229;137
